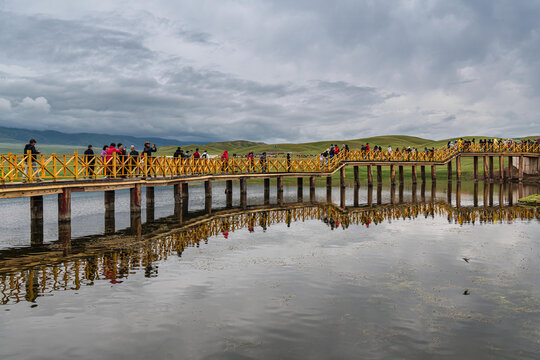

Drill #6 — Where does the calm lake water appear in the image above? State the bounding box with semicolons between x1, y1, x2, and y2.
0;180;539;359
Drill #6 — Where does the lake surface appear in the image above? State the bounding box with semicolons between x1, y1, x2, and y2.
0;180;539;359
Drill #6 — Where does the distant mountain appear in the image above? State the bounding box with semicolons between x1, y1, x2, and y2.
0;125;184;147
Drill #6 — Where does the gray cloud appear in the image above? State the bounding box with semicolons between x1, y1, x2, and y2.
0;0;539;144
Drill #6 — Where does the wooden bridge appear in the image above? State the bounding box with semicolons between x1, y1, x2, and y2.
0;143;539;247
1;200;539;305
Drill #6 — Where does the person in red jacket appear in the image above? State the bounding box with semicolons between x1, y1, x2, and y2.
105;143;122;178
221;150;229;172
193;148;200;159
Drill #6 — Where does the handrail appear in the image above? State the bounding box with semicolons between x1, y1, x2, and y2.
1;143;539;184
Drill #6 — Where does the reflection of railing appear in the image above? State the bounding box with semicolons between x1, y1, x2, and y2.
2;142;539;183
1;202;539;305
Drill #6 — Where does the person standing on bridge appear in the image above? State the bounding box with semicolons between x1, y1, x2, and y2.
23;139;41;182
221;150;229;173
84;145;95;178
142;142;157;177
129;145;139;176
106;143;122;178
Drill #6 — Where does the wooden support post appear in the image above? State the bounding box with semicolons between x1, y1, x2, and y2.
411;183;417;203
483;156;488;180
473;156;478;180
205;180;212;213
447;181;452;204
182;183;189;203
421;166;426;183
354;183;359;207
340;186;346;208
58;188;71;224
240;178;247;209
367;165;373;185
340;167;346;187
519;156;524;182
499;156;504;181
377;184;382;205
399;166;404;183
507;156;513;181
376;165;382;184
421;182;426;202
456;156;461;181
225;180;233;207
277;176;284;205
30;196;43;246
431;165;436;182
447;161;452;181
104;190;115;234
456;181;461;208
473;182;478;207
507;182;513;205
411;165;417;184
297;177;303;201
489;183;494;206
264;178;270;205
146;186;155;222
489;156;494;180
326;176;332;203
353;166;359;187
431;182;436;202
390;184;396;205
173;184;181;203
398;183;404;204
309;176;316;203
130;184;141;239
390;164;396;184
498;183;504;206
483;181;488;207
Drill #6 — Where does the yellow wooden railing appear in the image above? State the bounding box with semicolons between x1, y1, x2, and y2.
1;143;539;183
1;202;539;304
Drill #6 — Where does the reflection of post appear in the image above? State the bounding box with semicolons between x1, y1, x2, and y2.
473;156;478;180
498;183;504;206
264;178;270;205
421;181;426;202
205;180;212;214
412;165;417;184
483;181;488;207
412;183;417;203
399;183;404;204
489;182;494;206
377;184;382;205
105;206;115;234
326;176;332;203
309;177;316;203
353;183;359;207
59;221;71;255
146;186;155;222
277;176;284;206
507;182;513;205
130;211;142;240
518;182;524;199
174;200;184;225
499;156;504;181
367;165;373;185
367;185;373;207
340;186;346;208
226;180;233;208
447;181;452;205
390;184;396;204
376;165;382;185
353;166;359;187
456;181;461;208
421;166;426;183
431;181;436;202
24;269;39;303
390;164;396;184
58;188;72;253
30;196;43;247
297;177;303;202
240;178;247;209
456;156;461;181
473;182;478;207
399;166;404;184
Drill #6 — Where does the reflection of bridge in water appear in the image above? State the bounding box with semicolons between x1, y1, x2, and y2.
1;196;539;305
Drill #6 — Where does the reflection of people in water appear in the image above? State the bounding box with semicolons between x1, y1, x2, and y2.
259;211;268;231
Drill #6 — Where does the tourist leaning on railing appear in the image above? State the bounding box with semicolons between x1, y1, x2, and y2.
23;138;41;182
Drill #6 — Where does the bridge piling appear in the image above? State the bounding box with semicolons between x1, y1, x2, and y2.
498;183;504;206
353;166;359;187
399;166;404;183
456;156;461;181
421;166;426;183
277;176;284;205
412;165;417;184
489;156;494;181
473;182;479;206
58;188;71;224
367;165;373;185
326;176;332;203
297;177;303;202
483;182;489;207
264;178;270;205
499;156;504;181
456;182;461;208
225;180;233;207
240;178;247;209
30;196;43;246
483;156;488;180
390;165;396;184
182;183;189;205
447;181;452;205
205;180;212;214
130;184;142;239
447;161;452;181
507;183;513;205
431;165;436;182
473;156;478;180
146;187;155;222
519;156;524;182
340;186;346;208
507;156;513;181
367;185;373;207
309;177;316;203
412;183;417;203
377;184;382;205
105;190;115;234
376;166;382;185
421;182;426;202
398;183;404;204
489;183;494;206
390;184;396;204
340;167;346;188
354;183;359;206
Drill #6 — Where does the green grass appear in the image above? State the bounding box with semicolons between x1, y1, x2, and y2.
518;194;540;205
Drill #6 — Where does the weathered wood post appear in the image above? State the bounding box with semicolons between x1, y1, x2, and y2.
297;177;303;202
456;156;461;181
447;161;452;180
326;176;332;203
173;184;181;204
353;166;359;187
277;176;284;205
421;181;426;202
354;182;359;207
182;183;189;204
431;165;436;182
377;184;382;205
130;184;142;239
390;164;396;184
340;167;346;207
58;188;71;224
483;181;488;207
399;165;404;183
473;182;479;207
489;182;494;206
431;181;436;202
456;181;461;208
390;184;396;204
507;156;513;181
240;178;247;209
489;156;494;180
412;183;417;203
507;182;513;205
498;183;503;206
340;186;346;208
473;156;478;180
104;190;115;234
146;186;155;222
519;156;524;182
205;180;212;214
263;178;270;204
447;181;452;204
340;167;346;188
421;165;426;183
367;184;373;207
367;165;373;185
309;176;316;203
412;165;417;184
30;196;43;246
225;180;233;207
376;165;382;185
398;183;404;204
483;155;488;180
499;156;504;181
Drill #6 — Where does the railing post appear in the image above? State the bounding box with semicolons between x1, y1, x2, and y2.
74;151;79;181
26;150;33;182
144;154;148;178
112;152;117;179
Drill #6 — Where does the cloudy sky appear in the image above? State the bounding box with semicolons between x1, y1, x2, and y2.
0;0;539;143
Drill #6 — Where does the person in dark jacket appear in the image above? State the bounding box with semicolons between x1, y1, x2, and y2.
23;139;41;182
129;145;139;176
173;147;182;158
84;145;95;178
142;142;157;177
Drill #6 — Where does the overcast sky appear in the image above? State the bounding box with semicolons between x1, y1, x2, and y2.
0;0;539;143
